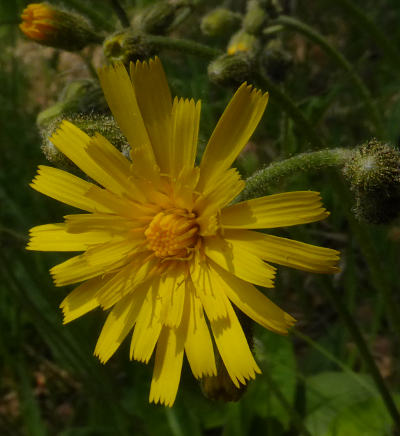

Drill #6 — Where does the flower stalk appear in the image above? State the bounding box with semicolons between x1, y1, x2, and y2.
238;148;353;201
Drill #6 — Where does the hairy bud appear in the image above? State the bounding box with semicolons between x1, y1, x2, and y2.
103;30;157;65
208;52;254;87
133;0;190;35
343;139;400;224
20;3;101;51
41;114;129;169
37;80;108;127
201;8;242;37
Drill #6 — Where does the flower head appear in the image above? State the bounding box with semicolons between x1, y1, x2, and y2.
28;57;339;406
20;3;99;51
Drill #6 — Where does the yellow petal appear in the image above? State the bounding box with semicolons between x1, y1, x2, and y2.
195;168;245;235
50;121;145;202
64;213;144;235
149;325;186;407
220;191;329;229
30;165;113;213
210;261;296;334
169;97;201;177
160;264;186;328
94;285;148;364
96;254;157;309
190;259;228;321
84;133;149;202
204;235;275;288
50;238;141;286
130;278;163;363
198;83;268;191
209;296;261;387
27;223;115;251
60;275;113;323
184;281;217;378
97;63;158;180
130;57;173;172
224;229;340;273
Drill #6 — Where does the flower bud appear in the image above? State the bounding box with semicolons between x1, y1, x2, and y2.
208;52;254;87
227;30;260;56
41;114;129;169
261;39;292;82
343;139;400;224
103;30;157;65
201;313;253;402
200;8;242;37
133;0;190;35
243;0;267;35
20;3;101;51
37;80;108;127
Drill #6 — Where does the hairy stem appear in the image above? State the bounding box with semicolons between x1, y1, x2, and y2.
239;147;353;200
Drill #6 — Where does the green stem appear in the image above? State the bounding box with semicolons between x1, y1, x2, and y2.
109;0;130;28
262;363;313;436
293;329;376;395
332;0;400;68
322;278;400;431
273;15;384;138
348;216;400;341
65;0;114;31
239;147;353;200
146;34;222;58
254;71;327;149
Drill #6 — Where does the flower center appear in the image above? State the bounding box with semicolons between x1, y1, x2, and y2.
145;210;199;259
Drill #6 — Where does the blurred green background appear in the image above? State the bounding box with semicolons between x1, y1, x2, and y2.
1;0;400;435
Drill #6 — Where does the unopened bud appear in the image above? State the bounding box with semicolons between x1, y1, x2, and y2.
20;3;101;51
37;80;108;127
261;39;292;82
201;313;253;402
200;8;242;37
208;52;254;87
103;30;156;65
133;0;189;35
41;114;129;169
227;30;260;56
343;139;400;224
243;0;267;35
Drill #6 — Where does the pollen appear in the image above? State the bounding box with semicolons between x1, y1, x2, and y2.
145;210;199;259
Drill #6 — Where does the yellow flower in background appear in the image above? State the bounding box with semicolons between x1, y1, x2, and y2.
27;57;339;406
20;3;99;51
20;3;56;42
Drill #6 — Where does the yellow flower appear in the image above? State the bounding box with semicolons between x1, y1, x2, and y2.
20;3;99;51
27;58;339;406
20;3;56;42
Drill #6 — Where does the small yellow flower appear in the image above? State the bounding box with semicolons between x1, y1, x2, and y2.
20;3;99;51
28;58;339;406
20;3;56;42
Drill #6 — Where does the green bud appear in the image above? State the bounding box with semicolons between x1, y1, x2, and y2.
200;8;242;37
41;113;129;169
227;30;260;56
103;30;157;65
243;0;267;35
261;39;292;82
343;139;400;224
20;3;102;51
208;52;255;87
133;0;189;35
201;312;253;402
37;80;108;127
